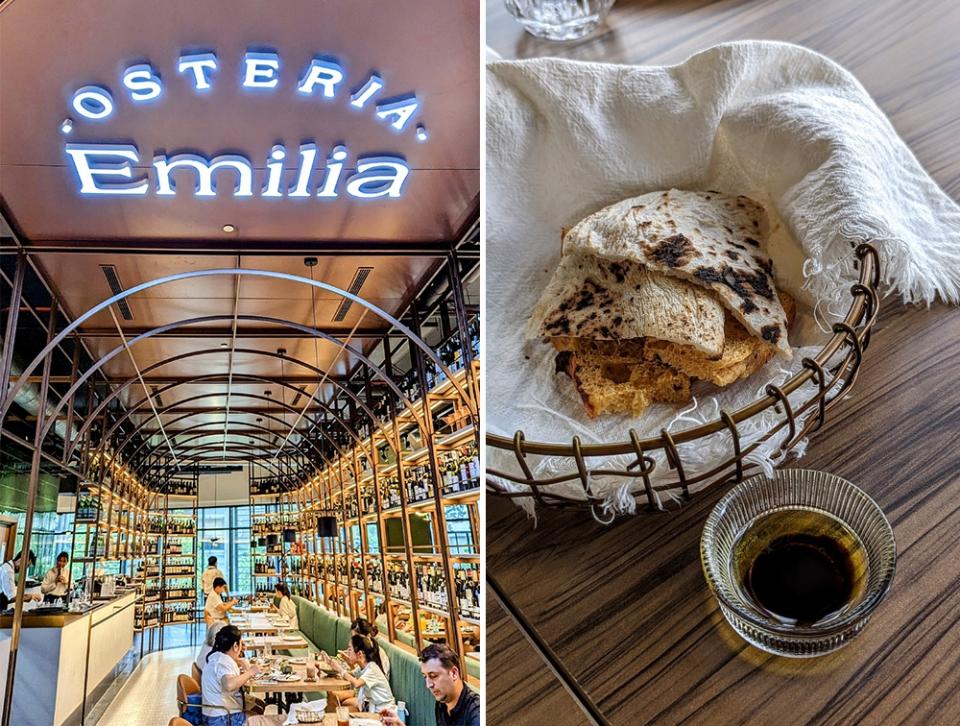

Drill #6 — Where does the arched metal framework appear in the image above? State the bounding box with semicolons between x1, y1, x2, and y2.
0;267;479;724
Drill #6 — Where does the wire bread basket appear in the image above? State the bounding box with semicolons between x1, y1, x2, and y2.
486;242;880;523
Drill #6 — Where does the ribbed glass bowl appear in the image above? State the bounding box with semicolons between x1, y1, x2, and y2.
701;469;896;657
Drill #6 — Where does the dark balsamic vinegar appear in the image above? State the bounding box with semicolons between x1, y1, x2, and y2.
733;509;867;626
746;532;855;625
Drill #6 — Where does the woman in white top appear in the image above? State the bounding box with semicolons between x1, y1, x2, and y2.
325;634;396;713
351;617;390;680
200;625;260;726
273;583;298;630
195;620;226;674
40;551;71;600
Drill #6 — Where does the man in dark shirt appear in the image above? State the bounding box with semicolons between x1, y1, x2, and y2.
380;643;480;725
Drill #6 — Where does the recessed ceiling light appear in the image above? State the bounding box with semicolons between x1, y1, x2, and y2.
222;224;236;233
220;342;229;348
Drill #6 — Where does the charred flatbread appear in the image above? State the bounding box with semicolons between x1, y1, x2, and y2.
528;250;726;358
563;189;791;358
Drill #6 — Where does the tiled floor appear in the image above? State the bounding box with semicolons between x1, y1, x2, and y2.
89;623;203;725
92;646;195;726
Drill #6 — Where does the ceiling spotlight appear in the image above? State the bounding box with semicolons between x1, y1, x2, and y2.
220;342;229;348
60;118;74;134
264;390;272;396
222;224;236;233
304;257;318;268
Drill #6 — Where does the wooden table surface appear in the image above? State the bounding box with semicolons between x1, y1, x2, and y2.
486;1;960;724
233;613;293;633
245;634;310;652
246;666;349;695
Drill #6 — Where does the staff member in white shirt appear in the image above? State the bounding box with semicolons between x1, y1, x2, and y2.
0;550;41;609
204;577;238;627
41;551;71;601
201;556;225;595
200;624;260;726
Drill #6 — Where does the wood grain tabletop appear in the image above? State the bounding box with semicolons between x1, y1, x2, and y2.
486;1;960;724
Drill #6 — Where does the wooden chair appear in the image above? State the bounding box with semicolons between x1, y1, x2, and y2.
176;672;242;721
176;674;201;716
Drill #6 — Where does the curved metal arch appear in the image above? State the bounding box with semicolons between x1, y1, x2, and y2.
84;368;379;475
68;347;393;463
58;326;405;462
132;423;333;473
167;453;305;479
125;412;332;467
139;428;323;471
111;373;361;460
100;391;344;476
145;454;289;488
9;267;474;444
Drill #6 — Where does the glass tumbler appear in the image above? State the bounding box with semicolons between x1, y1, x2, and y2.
503;0;615;41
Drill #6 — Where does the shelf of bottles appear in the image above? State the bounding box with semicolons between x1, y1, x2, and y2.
135;494;198;633
70;462;151;615
266;325;480;670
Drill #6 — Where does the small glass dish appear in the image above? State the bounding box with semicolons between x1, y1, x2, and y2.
503;0;615;41
701;469;896;657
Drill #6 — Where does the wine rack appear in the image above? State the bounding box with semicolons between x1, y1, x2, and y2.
262;355;480;671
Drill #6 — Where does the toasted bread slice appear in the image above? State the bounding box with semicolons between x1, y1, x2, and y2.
556;351;691;418
643;290;796;386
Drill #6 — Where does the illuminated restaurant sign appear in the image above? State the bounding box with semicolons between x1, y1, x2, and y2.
62;50;424;199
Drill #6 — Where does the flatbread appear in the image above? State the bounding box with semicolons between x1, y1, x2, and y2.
528;250;726;358
563;189;792;358
555;350;692;418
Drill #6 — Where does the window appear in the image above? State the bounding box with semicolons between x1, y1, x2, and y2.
196;505;252;595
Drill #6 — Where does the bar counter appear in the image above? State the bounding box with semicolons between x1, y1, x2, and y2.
0;591;138;725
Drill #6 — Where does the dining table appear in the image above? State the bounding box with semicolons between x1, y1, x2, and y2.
244;659;351;717
233;613;293;634
486;0;960;724
244;633;310;653
248;715;379;726
245;664;350;696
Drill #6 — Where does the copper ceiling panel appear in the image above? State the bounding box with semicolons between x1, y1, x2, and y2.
0;0;479;245
32;251;430;330
90;337;363;381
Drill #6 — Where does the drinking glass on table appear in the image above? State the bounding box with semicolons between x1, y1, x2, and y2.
336;705;349;726
503;0;615;40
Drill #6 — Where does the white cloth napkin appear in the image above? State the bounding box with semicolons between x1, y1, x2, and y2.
283;698;327;725
486;41;960;516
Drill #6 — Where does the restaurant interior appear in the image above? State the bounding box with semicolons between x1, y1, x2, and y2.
0;1;479;724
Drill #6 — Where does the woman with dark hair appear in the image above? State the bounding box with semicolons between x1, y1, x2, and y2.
323;634;396;713
272;582;298;629
350;617;389;679
200;625;260;726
